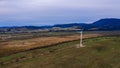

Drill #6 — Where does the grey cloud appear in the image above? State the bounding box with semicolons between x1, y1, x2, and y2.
0;0;120;26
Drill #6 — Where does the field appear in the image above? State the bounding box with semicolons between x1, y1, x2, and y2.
0;31;120;68
0;31;103;57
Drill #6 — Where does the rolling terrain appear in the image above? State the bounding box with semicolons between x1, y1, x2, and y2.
0;18;120;68
0;36;120;68
0;18;120;32
0;32;102;57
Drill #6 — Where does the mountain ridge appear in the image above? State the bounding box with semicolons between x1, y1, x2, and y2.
0;18;120;32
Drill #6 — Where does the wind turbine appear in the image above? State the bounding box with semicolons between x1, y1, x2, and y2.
80;30;83;47
76;29;84;48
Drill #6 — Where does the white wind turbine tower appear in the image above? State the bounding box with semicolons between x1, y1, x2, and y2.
80;30;83;47
76;29;84;48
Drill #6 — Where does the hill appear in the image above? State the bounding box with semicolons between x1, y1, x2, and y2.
53;18;120;31
90;18;120;30
0;18;120;32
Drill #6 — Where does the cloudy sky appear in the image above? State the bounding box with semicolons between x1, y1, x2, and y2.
0;0;120;26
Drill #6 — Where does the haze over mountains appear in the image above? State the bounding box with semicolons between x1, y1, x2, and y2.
0;18;120;32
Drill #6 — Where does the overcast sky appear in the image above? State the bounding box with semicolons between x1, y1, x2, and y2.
0;0;120;26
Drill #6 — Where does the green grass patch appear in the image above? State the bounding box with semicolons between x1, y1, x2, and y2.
0;36;120;68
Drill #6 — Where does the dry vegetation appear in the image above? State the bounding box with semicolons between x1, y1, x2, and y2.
0;34;102;57
0;36;120;68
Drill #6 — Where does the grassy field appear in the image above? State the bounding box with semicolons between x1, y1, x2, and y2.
0;36;120;68
0;33;101;57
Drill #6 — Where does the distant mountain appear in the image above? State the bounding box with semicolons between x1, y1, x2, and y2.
0;18;120;32
53;23;90;30
53;23;87;28
53;18;120;31
90;18;120;30
0;26;52;32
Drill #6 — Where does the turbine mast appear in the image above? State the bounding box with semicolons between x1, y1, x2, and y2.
80;31;83;47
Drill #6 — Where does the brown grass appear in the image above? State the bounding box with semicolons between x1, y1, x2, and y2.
0;34;102;57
